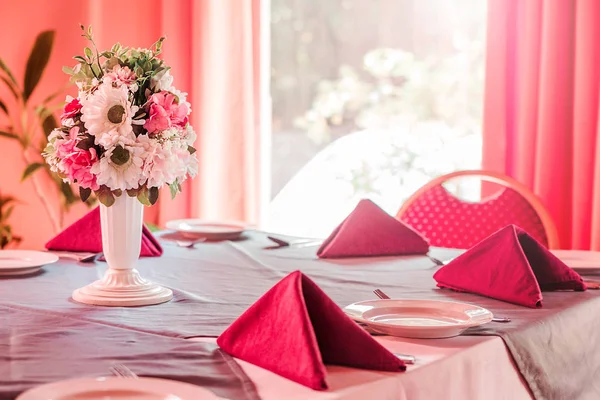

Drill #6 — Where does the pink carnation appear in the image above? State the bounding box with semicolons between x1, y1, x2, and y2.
56;127;99;190
105;65;137;86
61;98;82;122
143;92;190;134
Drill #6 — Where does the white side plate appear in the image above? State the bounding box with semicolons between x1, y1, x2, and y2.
0;250;58;276
166;219;246;240
17;376;224;400
344;299;493;339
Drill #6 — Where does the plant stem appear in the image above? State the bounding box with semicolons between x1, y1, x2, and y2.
21;149;61;234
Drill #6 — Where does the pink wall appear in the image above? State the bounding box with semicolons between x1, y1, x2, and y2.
0;0;167;249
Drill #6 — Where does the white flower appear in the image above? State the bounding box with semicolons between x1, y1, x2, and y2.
136;135;195;188
90;143;144;190
184;125;197;146
151;69;174;92
80;82;137;142
95;128;135;149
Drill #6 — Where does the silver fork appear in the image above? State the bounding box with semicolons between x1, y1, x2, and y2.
266;235;322;248
110;364;139;379
373;289;511;323
176;238;207;248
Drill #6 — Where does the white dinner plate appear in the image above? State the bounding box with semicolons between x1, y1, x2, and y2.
0;250;58;276
551;250;600;273
17;377;224;400
344;299;493;339
166;219;247;240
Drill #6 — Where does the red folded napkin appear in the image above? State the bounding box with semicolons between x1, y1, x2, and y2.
45;207;162;257
217;270;404;390
433;225;586;308
317;199;429;258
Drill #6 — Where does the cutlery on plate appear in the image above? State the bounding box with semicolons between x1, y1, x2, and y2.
176;238;207;248
110;363;139;379
266;235;322;248
372;289;511;323
428;255;446;266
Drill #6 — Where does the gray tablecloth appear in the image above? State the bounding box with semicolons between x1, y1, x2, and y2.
2;231;600;399
0;305;259;400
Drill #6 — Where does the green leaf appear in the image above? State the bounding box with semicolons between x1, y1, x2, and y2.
0;57;18;87
84;47;93;60
23;30;55;102
148;187;159;205
73;56;87;63
76;135;95;150
79;187;92;202
62;66;73;75
169;181;181;200
137;187;151;206
0;100;8;116
1;76;20;100
90;63;101;77
60;181;78;206
0;131;18;140
41;113;58;138
97;188;115;207
21;162;45;181
2;205;15;223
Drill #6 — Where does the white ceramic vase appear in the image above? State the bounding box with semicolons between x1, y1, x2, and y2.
72;196;172;306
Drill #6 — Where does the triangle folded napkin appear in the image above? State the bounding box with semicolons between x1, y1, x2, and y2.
217;270;405;390
317;199;429;258
433;225;586;308
45;207;162;257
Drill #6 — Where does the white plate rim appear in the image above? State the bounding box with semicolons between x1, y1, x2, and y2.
0;250;59;270
344;298;494;331
16;376;223;400
165;219;247;234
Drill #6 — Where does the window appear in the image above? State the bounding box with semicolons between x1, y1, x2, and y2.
266;0;487;237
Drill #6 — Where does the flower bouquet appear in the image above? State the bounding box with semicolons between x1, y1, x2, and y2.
44;25;197;306
43;25;197;206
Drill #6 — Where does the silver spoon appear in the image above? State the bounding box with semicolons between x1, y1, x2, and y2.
373;289;511;323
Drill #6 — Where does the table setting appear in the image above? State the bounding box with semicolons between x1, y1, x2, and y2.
3;26;600;400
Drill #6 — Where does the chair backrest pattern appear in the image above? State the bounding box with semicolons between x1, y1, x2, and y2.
399;184;549;249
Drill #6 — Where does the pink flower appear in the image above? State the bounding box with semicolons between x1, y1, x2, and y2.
143;92;190;134
61;97;82;122
104;65;137;87
56;127;99;190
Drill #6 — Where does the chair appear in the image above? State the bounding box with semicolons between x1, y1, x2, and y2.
396;170;559;249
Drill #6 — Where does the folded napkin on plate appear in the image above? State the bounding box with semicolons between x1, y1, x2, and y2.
317;199;429;258
434;225;586;308
45;207;162;257
217;270;404;390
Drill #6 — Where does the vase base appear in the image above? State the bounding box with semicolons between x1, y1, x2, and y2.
72;268;173;307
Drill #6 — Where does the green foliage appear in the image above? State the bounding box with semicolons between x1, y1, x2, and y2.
0;30;91;233
0;192;21;249
23;31;55;102
65;25;170;107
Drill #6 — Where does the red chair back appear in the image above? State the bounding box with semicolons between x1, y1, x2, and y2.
396;170;559;249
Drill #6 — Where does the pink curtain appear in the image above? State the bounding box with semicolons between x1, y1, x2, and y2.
483;0;600;250
0;0;261;248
